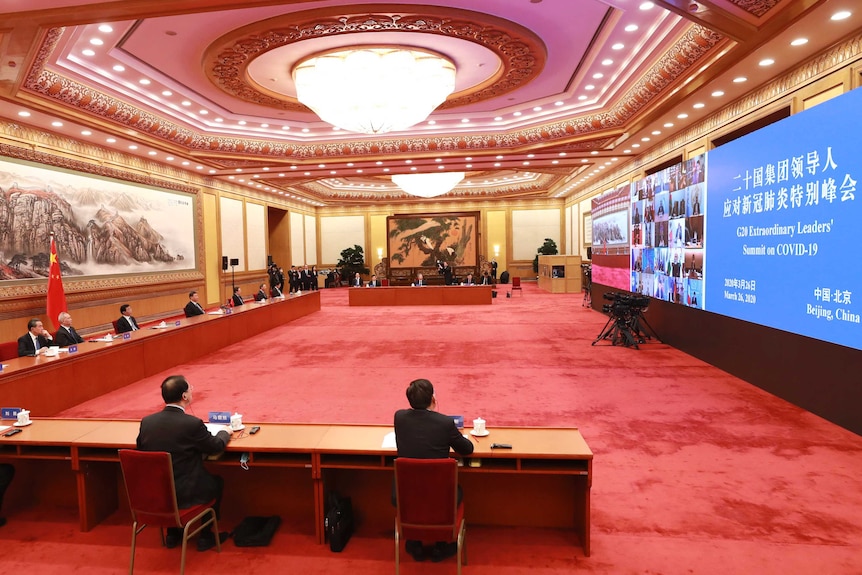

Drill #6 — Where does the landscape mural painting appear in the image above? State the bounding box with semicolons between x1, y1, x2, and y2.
387;213;478;268
0;157;195;281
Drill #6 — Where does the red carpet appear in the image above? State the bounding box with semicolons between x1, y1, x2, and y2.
3;284;861;574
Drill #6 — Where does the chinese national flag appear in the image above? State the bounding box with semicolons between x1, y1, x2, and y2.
46;234;68;331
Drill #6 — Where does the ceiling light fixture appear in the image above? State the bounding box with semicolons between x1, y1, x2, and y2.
294;46;456;135
392;171;465;198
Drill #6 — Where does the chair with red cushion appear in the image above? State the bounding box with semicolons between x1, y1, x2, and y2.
112;320;120;333
381;278;390;287
119;449;221;575
0;341;18;361
394;458;466;574
511;276;522;296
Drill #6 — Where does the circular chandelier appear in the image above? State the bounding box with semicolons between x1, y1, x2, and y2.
293;46;456;135
392;172;465;198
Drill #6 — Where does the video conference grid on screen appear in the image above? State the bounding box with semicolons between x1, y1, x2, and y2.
592;87;861;351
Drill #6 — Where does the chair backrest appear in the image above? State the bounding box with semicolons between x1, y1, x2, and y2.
0;341;18;361
381;278;390;287
119;449;183;528
395;458;459;541
111;320;120;333
512;276;521;288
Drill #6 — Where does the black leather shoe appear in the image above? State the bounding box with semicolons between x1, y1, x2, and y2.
196;531;229;552
430;541;457;563
405;540;426;562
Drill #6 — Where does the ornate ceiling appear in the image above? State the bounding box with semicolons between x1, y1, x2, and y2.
0;0;854;205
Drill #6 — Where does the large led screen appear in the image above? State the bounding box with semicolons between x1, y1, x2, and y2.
706;88;861;350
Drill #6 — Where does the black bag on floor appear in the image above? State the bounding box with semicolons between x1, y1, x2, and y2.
232;515;281;547
325;492;354;552
500;270;510;284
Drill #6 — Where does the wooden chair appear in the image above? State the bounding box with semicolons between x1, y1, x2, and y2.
394;458;466;575
511;276;523;296
119;449;221;575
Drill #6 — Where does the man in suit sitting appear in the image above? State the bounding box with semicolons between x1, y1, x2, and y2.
271;284;283;298
230;287;244;307
462;273;475;285
53;312;85;347
351;272;362;287
367;274;381;287
412;273;426;287
136;375;232;551
254;283;268;302
17;318;54;356
184;291;206;317
116;304;140;333
394;379;474;562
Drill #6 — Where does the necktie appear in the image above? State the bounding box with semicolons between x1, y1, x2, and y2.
34;337;40;350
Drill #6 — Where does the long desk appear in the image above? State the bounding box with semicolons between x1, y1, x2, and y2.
0;292;320;416
0;419;592;556
348;285;493;306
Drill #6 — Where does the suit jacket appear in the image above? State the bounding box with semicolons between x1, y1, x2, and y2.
394;408;474;459
231;294;244;307
184;301;205;317
116;315;139;333
254;290;267;302
368;280;381;287
271;286;283;298
17;332;53;356
136;406;230;507
54;326;84;347
352;277;362;287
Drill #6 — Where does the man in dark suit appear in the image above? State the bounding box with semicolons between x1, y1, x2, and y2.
136;375;231;551
394;379;473;562
351;272;363;287
440;261;454;285
0;463;13;527
184;291;206;317
479;272;493;285
462;273;475;285
271;284;283;298
116;304;140;333
17;318;54;356
254;283;267;302
413;273;425;287
53;312;85;347
230;287;244;307
367;274;381;287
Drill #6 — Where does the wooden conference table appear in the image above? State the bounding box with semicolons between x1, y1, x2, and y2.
0;419;593;556
0;292;321;415
348;285;494;306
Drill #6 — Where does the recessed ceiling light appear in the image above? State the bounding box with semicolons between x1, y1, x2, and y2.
494;162;501;167
624;24;638;32
494;116;503;121
527;154;535;158
160;90;172;97
318;164;326;168
592;73;604;79
235;168;243;172
466;157;473;161
17;111;30;117
651;130;661;135
623;149;631;153
533;106;542;112
664;122;674;128
82;49;95;56
199;110;208;115
554;101;564;106
383;168;390;172
139;78;150;85
166;156;174;161
304;172;311;176
693;102;705;109
437;165;445;170
81;130;92;136
559;152;567;157
262;167;269;171
282;125;290;130
51;121;63;127
601;59;613;66
790;38;808;46
677;113;689;119
551;160;559;164
522;161;530;166
405;159;413;164
89;38;104;46
612;43;625;51
759;58;775;66
641;137;650;142
591;151;599;155
711;90;724;97
513;111;522;117
347;162;354;167
195;166;203;170
831;11;851;21
237;120;247;125
179;100;190;106
578;95;588;101
410;167;417;171
148;151;157;156
632;144;640;148
98;24;113;33
461;118;470;123
496;155;504;160
113;65;125;72
733;76;747;83
128;145;138;150
639;2;654;10
465;164;472;169
302;128;310;133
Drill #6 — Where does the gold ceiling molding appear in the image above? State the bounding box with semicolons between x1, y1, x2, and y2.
22;25;722;162
570;30;862;203
204;5;546;111
726;0;783;18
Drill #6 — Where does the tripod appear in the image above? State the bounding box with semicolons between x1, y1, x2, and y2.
582;270;592;307
592;306;659;349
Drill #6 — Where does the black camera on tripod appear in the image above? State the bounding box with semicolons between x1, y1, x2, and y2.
601;292;649;316
593;292;657;349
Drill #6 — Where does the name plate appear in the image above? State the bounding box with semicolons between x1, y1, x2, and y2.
68;345;78;353
208;411;231;424
122;332;132;340
451;415;464;429
224;307;233;315
174;320;182;326
1;408;22;420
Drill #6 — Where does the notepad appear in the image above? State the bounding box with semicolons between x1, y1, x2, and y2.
205;423;230;436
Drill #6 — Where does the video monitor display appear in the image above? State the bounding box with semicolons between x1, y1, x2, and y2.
629;154;706;308
705;87;862;351
590;183;631;291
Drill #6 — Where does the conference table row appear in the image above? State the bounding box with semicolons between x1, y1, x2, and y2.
348;285;494;306
0;419;593;556
0;292;321;415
